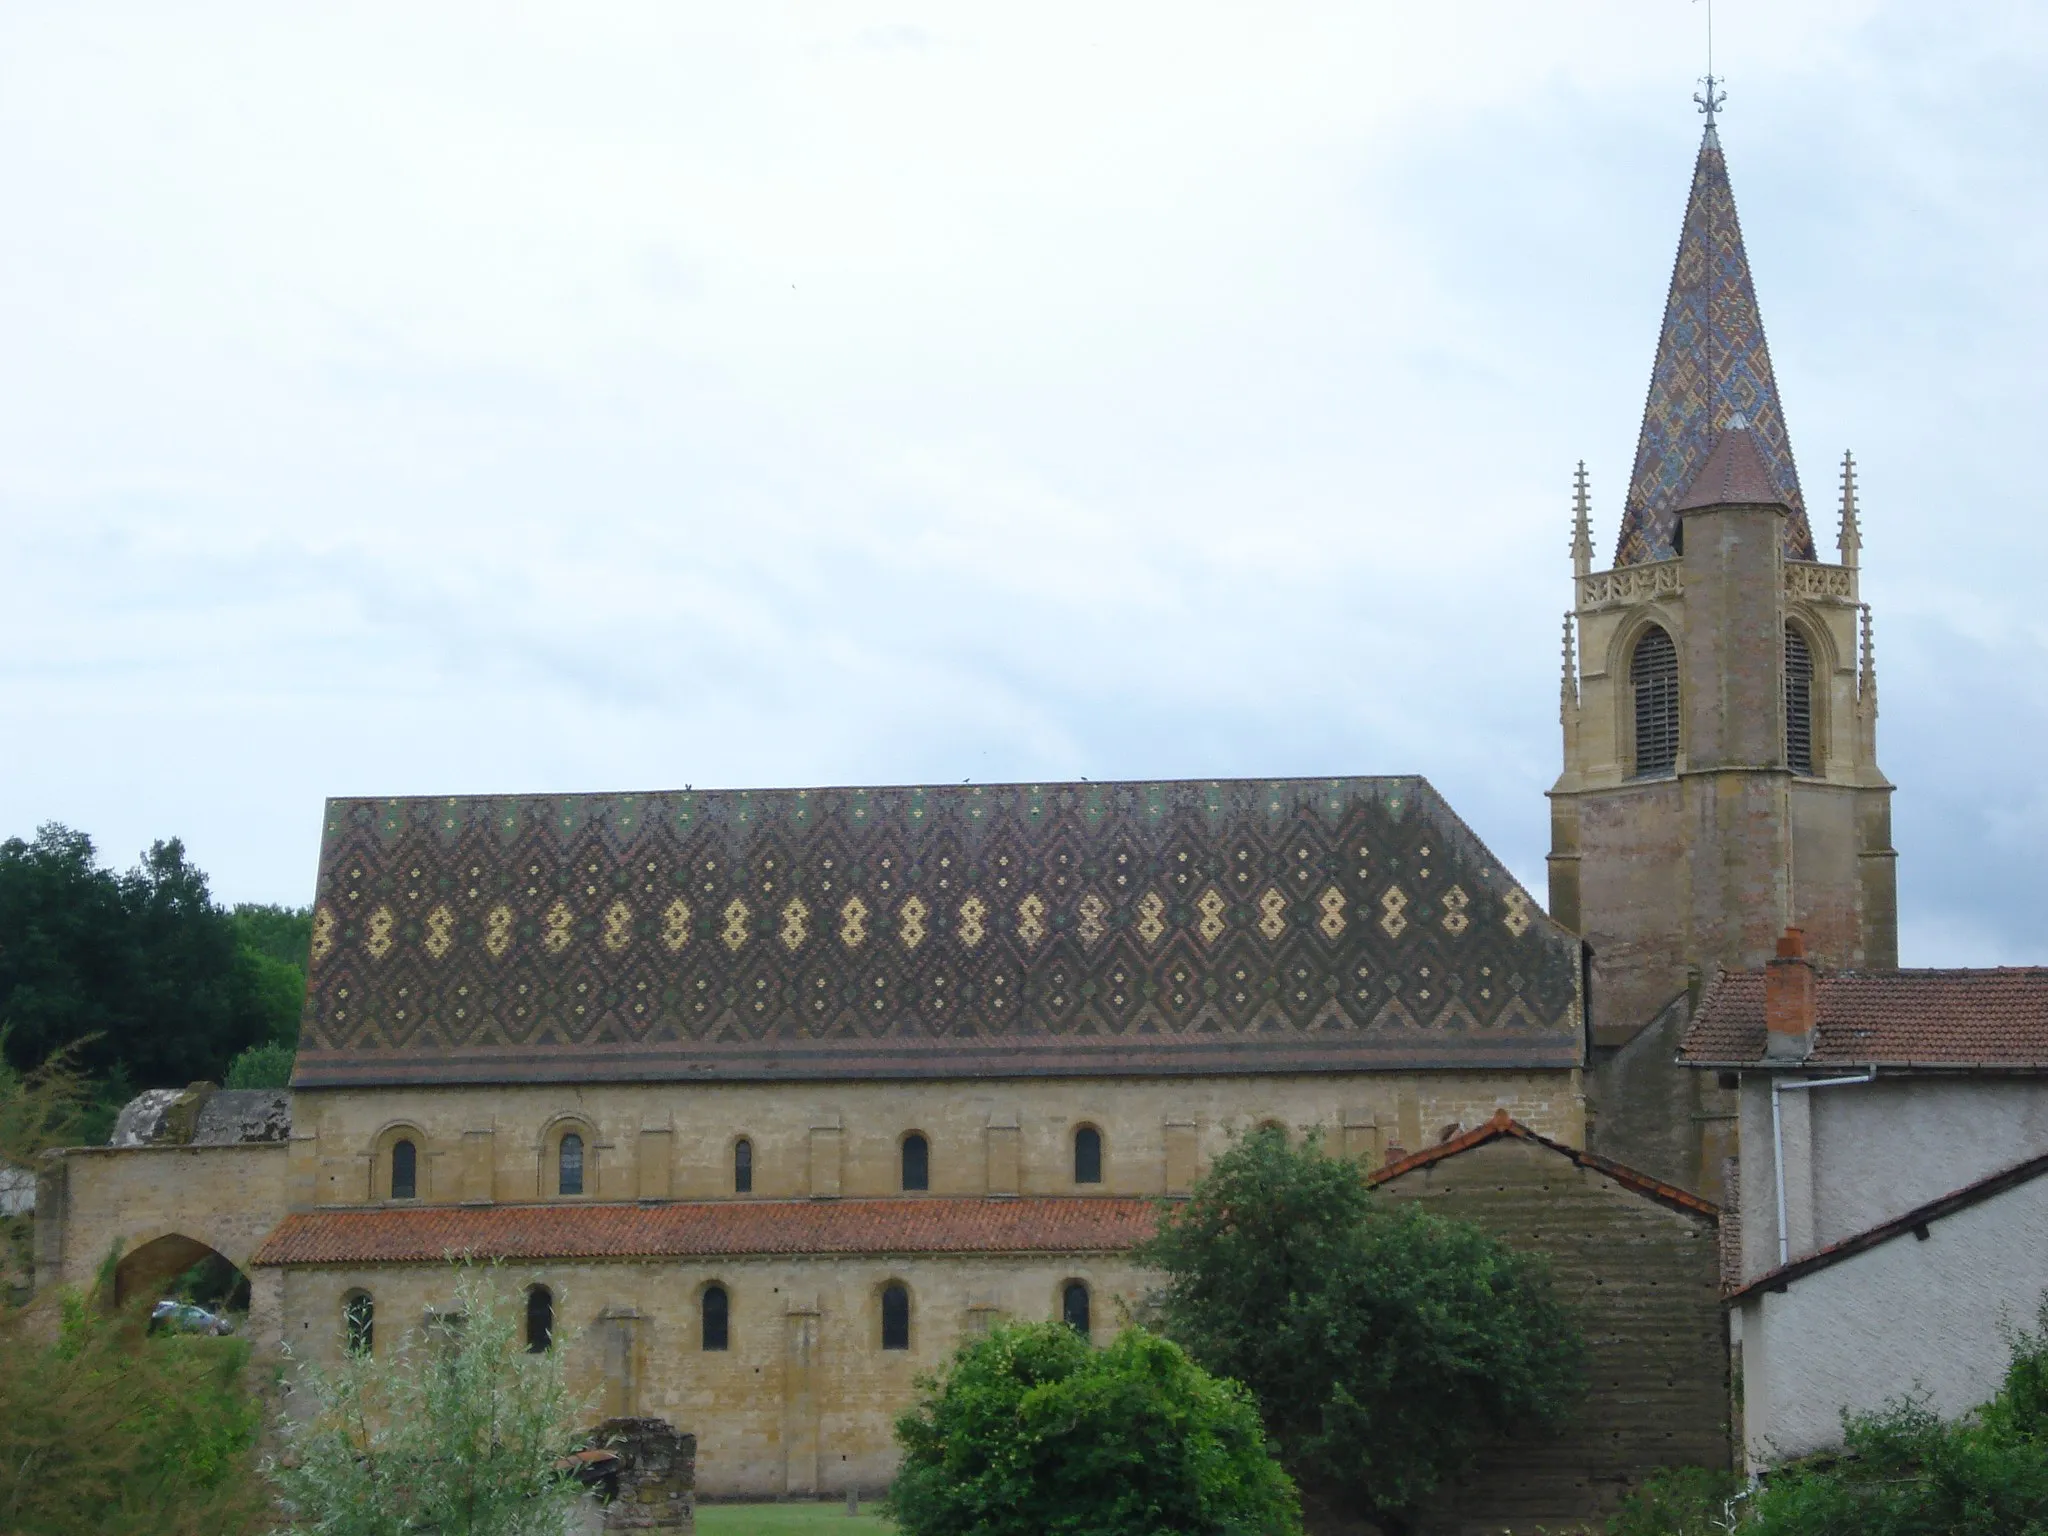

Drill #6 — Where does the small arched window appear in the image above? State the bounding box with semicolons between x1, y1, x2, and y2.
702;1285;729;1351
344;1291;374;1356
389;1139;417;1201
525;1285;553;1353
734;1138;753;1195
1062;1281;1091;1336
558;1133;584;1197
1631;624;1680;778
881;1282;910;1350
900;1133;929;1192
1785;623;1815;775
1073;1126;1102;1185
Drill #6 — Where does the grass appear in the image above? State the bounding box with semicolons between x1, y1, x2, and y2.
696;1501;896;1535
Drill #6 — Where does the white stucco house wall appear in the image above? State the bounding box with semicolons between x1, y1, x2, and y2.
1680;931;2048;1470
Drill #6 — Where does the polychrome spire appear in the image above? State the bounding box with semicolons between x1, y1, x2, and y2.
1613;103;1815;566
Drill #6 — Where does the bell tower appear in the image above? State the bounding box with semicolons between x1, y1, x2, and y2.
1548;98;1897;1188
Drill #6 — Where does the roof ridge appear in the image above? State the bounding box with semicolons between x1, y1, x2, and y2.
1368;1110;1718;1218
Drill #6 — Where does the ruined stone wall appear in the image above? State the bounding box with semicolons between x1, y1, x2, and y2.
36;1142;290;1294
1377;1136;1730;1530
287;1071;1584;1211
278;1247;1155;1500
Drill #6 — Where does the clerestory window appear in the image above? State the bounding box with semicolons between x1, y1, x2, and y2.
390;1139;417;1201
1631;625;1680;777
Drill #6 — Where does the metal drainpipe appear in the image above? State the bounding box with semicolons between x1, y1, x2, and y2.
1771;1066;1878;1267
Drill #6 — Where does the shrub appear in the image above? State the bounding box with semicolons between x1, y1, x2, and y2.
889;1320;1301;1536
1138;1126;1587;1532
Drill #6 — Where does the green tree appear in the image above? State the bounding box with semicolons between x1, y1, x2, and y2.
0;1282;269;1535
0;825;286;1088
222;902;312;1088
1138;1127;1587;1533
270;1263;594;1536
889;1320;1301;1536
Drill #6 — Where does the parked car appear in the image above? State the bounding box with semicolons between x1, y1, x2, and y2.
149;1299;233;1336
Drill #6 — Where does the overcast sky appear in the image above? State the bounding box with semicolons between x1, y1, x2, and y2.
2;3;2044;964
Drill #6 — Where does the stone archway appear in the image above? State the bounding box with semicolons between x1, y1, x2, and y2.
112;1232;250;1313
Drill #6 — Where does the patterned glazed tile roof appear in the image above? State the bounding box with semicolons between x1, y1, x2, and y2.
1679;967;2048;1068
250;1196;1160;1267
1369;1108;1719;1219
293;777;1579;1087
1614;126;1815;566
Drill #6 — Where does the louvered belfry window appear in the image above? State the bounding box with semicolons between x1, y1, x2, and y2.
1785;623;1815;775
1631;625;1680;777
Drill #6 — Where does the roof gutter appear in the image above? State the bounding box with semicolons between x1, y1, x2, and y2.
1772;1067;1876;1268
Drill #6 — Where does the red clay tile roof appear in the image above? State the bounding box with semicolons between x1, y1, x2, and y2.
1369;1108;1720;1218
1679;966;2048;1069
1725;1147;2048;1304
252;1196;1160;1267
1673;423;1785;513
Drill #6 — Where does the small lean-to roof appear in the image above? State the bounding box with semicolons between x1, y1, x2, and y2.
1613;125;1814;566
1679;966;2048;1070
1369;1109;1719;1220
293;776;1579;1088
1726;1148;2048;1304
251;1196;1159;1267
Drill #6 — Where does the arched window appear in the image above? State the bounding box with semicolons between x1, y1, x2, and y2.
881;1282;910;1350
389;1139;417;1201
900;1133;929;1192
1062;1281;1091;1335
525;1286;553;1353
702;1285;729;1351
1073;1126;1102;1185
733;1138;753;1195
1631;625;1680;777
558;1133;584;1197
1785;623;1815;775
344;1291;374;1356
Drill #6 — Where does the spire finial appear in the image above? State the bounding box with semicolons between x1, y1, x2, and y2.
1694;74;1726;131
1570;461;1594;580
1838;450;1862;569
1561;613;1580;716
1859;603;1879;717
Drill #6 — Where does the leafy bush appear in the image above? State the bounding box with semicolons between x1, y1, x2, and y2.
1604;1467;1742;1536
270;1262;594;1536
889;1320;1301;1536
0;1286;269;1536
224;1039;296;1089
1138;1126;1587;1532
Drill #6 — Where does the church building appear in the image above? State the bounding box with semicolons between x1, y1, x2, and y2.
35;97;1886;1508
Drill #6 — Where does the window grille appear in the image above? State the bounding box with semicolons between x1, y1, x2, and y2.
1062;1282;1092;1335
702;1285;729;1351
1785;624;1815;775
558;1133;584;1196
881;1283;911;1350
1631;626;1680;777
390;1139;416;1201
1073;1126;1102;1185
733;1137;753;1194
901;1133;929;1192
526;1286;553;1353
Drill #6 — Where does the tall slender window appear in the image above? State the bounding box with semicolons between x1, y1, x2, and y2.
1631;625;1680;777
702;1285;729;1351
526;1286;553;1353
389;1139;417;1201
1062;1281;1091;1335
733;1138;753;1194
1073;1126;1102;1185
881;1283;910;1350
344;1291;374;1356
1785;624;1815;775
900;1133;929;1192
558;1133;584;1197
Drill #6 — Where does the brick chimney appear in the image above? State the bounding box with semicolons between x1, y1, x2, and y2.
1764;927;1817;1063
